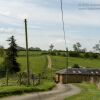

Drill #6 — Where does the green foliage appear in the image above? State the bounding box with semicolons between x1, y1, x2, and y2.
4;36;20;73
72;64;80;68
84;52;98;59
91;53;98;59
73;42;81;52
84;53;90;58
69;51;80;57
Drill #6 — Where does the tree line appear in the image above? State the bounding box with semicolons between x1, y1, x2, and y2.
49;42;100;59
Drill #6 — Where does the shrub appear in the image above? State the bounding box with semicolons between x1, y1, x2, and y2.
84;53;90;58
69;51;80;57
72;64;80;68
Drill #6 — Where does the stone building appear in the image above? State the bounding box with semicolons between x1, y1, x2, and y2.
55;68;100;84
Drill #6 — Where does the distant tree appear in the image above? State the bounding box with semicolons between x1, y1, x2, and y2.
4;36;20;73
84;53;90;58
73;44;78;51
81;48;87;53
84;52;98;59
29;47;41;51
16;46;25;51
77;42;81;51
93;41;100;53
91;53;98;59
73;42;81;52
49;44;54;51
69;51;80;57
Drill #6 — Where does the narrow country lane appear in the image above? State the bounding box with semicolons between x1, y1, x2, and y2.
0;84;81;100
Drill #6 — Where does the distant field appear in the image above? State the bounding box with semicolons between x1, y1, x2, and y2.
17;55;47;74
51;56;100;71
0;54;47;75
18;51;42;56
65;83;100;100
1;52;100;74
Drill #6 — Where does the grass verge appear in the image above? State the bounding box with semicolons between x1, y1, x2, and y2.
65;83;100;100
0;80;55;98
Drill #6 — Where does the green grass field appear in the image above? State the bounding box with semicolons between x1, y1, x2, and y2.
18;51;42;56
51;56;100;71
0;55;47;73
65;83;100;100
17;55;47;74
0;52;100;98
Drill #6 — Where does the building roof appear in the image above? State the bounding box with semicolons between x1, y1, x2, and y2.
56;68;100;75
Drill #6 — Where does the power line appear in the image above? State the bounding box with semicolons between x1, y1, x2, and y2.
60;0;67;48
60;0;69;84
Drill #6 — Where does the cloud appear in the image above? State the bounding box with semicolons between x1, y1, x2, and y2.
0;0;99;51
0;27;16;34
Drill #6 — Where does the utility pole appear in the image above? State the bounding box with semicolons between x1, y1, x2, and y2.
66;47;68;84
24;19;30;85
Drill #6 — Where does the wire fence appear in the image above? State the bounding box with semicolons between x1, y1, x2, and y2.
0;71;46;86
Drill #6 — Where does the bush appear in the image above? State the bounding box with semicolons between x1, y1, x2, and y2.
69;51;80;57
72;64;80;68
84;53;98;59
84;53;90;58
91;53;98;59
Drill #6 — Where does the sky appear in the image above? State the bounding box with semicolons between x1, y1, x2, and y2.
0;0;100;51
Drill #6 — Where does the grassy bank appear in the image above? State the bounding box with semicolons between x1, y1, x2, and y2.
0;80;55;98
65;83;100;100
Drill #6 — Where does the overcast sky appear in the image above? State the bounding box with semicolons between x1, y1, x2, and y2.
0;0;100;50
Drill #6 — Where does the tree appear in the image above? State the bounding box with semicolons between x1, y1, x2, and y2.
49;44;54;55
93;41;100;53
49;44;54;51
77;42;81;51
73;44;78;51
29;47;41;51
73;42;81;52
4;36;20;73
81;48;87;53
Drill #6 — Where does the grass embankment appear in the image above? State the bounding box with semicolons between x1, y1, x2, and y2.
51;56;100;70
0;80;55;98
65;83;100;100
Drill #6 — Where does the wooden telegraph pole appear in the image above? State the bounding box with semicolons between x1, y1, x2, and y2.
24;19;30;85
